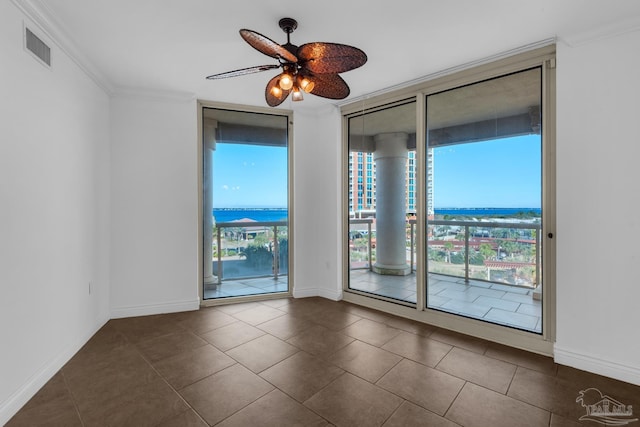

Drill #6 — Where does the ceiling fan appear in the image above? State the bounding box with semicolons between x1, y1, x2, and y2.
206;18;367;106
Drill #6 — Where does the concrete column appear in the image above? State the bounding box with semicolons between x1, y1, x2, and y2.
203;120;218;286
373;133;411;276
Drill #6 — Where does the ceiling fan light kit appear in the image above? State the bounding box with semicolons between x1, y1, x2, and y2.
206;18;367;106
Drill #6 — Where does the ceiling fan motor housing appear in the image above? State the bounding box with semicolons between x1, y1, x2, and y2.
278;18;298;34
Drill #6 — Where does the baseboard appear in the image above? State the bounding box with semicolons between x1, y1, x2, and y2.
0;315;109;426
554;344;640;386
292;287;319;298
318;287;343;301
292;287;342;301
110;297;200;319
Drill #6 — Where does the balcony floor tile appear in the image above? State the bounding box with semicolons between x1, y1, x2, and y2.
347;271;542;333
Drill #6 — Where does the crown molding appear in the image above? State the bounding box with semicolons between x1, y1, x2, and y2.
560;16;640;47
112;87;197;103
10;0;116;95
338;38;557;107
290;103;340;117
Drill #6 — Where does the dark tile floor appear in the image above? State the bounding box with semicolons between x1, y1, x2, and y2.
7;297;640;426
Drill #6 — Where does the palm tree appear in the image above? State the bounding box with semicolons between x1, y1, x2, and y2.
479;243;494;260
502;241;519;259
444;241;454;263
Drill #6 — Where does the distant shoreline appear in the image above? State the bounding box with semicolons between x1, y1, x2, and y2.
434;207;541;217
213;207;540;222
213;208;287;223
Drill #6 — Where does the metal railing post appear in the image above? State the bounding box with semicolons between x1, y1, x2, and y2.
216;226;223;281
273;225;279;279
368;220;373;271
410;221;415;272
464;224;470;283
535;226;540;287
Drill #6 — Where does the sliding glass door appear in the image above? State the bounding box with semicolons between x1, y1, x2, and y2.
426;68;544;333
342;46;556;353
201;105;291;301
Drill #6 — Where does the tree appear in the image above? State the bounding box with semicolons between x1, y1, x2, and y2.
502;241;519;258
525;244;536;263
227;226;244;253
252;233;270;247
469;252;485;265
241;245;272;269
450;251;465;264
278;237;288;271
428;247;445;262
479;243;494;260
491;228;509;239
444;241;454;263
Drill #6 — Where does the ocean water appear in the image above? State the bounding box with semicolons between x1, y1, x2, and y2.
213;208;288;222
434;208;541;217
213;207;540;222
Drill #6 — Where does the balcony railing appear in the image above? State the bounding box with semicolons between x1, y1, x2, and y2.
427;219;541;289
349;218;374;271
349;218;541;289
213;220;288;282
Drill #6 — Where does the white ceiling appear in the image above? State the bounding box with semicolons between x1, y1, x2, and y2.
28;0;640;109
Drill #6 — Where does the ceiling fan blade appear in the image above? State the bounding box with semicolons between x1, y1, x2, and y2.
305;73;350;99
240;29;298;63
265;74;291;107
297;42;367;74
206;64;280;79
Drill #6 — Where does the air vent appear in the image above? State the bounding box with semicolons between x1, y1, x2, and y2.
25;27;51;67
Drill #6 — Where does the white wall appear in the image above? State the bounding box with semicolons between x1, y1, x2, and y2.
0;2;111;424
555;30;640;384
292;105;343;300
109;94;199;317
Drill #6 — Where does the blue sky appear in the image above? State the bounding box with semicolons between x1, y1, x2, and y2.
213;144;288;208
432;135;541;208
212;134;541;209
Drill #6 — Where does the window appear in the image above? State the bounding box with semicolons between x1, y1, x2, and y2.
199;103;292;303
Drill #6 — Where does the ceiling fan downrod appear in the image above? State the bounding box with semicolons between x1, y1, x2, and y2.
279;17;298;46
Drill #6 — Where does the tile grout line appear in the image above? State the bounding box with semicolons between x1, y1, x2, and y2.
504;362;518;397
502;366;556;417
210;384;275;426
300;371;350;423
206;311;339;425
254;351;334;425
129;333;212;426
60;369;86;427
441;379;468;422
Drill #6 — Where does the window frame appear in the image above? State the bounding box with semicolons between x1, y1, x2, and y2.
197;100;294;307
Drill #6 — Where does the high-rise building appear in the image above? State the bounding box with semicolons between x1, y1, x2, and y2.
348;151;375;216
349;148;433;217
